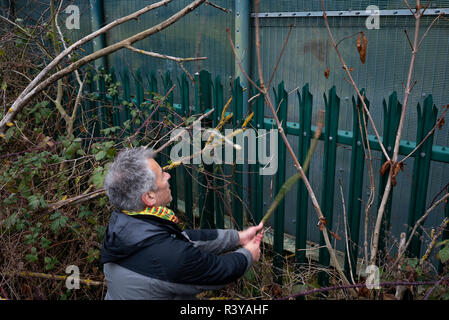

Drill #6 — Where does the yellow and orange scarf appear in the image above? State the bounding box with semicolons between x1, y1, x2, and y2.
122;206;178;224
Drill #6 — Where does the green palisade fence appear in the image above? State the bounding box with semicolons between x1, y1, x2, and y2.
81;68;449;287
273;81;288;284
197;71;215;229
296;84;313;267
408;96;438;257
253;81;265;225
232;77;244;230
318;86;340;287
178;73;194;228
377;92;402;261
344;90;369;280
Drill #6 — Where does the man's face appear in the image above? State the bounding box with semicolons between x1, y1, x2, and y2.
146;158;172;207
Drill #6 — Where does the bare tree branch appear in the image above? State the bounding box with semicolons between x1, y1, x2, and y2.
0;0;208;137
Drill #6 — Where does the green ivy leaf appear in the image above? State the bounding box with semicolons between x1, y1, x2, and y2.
87;249;100;263
79;207;93;219
51;214;68;233
408;258;419;268
44;256;58;270
40;237;52;249
438;246;449;264
90;166;106;188
95;150;107;161
25;247;38;263
28;195;41;210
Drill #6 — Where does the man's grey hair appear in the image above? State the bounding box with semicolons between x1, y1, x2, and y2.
104;147;157;211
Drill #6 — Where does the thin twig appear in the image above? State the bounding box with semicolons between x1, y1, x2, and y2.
0;0;206;136
204;0;231;13
391;192;449;269
5;271;105;287
404;29;414;51
280;279;445;300
320;0;391;163
403;0;417;17
339;179;356;286
125;44;207;63
267;24;293;90
417;13;445;50
400;104;449;163
225;28;262;92
128;84;176;144
154;108;215;153
335;31;362;48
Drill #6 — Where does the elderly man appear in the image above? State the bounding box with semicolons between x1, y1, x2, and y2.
101;147;263;300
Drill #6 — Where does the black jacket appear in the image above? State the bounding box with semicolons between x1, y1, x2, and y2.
101;210;252;299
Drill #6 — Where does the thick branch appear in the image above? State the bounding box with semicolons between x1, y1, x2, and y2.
371;2;422;264
0;0;188;136
253;0;354;292
125;44;207;63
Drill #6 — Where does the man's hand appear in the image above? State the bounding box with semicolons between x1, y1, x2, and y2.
243;230;264;262
238;222;264;246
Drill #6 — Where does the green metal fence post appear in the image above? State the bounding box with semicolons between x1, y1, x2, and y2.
296;83;313;266
408;95;438;257
87;69;100;137
178;73;193;228
119;67;132;134
318;86;340;287
97;66;107;132
161;71;177;212
254;82;265;224
232;77;244;230
198;70;215;229
146;71;158;101
90;0;107;72
439;193;449;273
162;71;174;108
273;81;288;285
344;90;369;279
134;69;144;110
109;67;121;127
378;92;402;259
214;75;225;229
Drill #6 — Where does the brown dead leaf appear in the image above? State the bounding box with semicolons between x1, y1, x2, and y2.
358;286;370;298
356;32;367;64
318;217;328;231
324;67;330;79
329;230;341;240
438;117;445;130
391;176;397;187
392;162;402;178
380;160;391;177
405;266;418;281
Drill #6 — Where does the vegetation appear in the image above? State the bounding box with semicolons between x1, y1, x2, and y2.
0;0;448;300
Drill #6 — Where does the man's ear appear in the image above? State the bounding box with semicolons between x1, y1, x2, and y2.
141;191;156;208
